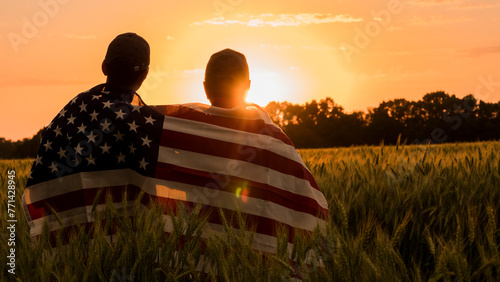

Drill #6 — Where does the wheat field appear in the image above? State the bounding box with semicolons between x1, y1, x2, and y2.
1;141;499;281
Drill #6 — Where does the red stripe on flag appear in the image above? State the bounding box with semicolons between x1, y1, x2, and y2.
159;129;319;190
27;186;306;241
159;105;294;146
154;162;328;218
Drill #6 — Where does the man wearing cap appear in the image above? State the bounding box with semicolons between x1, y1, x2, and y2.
22;32;162;243
101;32;150;105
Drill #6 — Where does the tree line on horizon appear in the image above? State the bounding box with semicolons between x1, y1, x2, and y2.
1;90;500;159
264;91;500;148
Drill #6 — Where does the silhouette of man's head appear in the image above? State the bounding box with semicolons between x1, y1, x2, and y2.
102;33;150;91
204;49;251;108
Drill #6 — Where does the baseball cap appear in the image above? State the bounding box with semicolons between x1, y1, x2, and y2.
205;48;249;84
104;33;150;72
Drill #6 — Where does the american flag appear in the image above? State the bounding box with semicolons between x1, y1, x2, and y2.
22;84;328;253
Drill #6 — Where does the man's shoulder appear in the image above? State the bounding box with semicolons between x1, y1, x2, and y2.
61;84;104;106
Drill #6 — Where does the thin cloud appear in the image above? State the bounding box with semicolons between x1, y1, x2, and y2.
460;45;500;57
409;0;500;9
408;0;463;5
191;13;362;27
453;2;500;9
408;15;473;25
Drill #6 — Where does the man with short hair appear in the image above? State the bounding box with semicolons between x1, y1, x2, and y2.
203;48;251;109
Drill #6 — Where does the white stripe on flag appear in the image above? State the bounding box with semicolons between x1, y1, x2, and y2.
157;147;327;208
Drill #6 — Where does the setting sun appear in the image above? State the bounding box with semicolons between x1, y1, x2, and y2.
246;69;289;107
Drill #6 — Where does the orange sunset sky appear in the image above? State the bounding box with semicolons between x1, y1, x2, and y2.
1;0;499;141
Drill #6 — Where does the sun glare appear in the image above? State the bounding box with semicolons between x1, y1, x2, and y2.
246;70;288;107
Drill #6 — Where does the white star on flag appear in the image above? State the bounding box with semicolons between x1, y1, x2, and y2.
89;111;99;121
86;154;96;165
67;115;76;124
57;147;66;159
100;143;112;154
128;120;139;132
101;119;112;131
87;131;98;143
77;123;87;134
92;95;101;100
115;109;127;119
113;131;125;141
75;143;84;155
132;105;142;113
54;126;63;137
141;135;152;147
58;109;67;118
145;115;156;125
79;101;87;112
129;144;137;155
34;155;43;166
43;140;52;151
102;101;113;109
139;157;148;170
49;162;59;173
116;152;126;163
